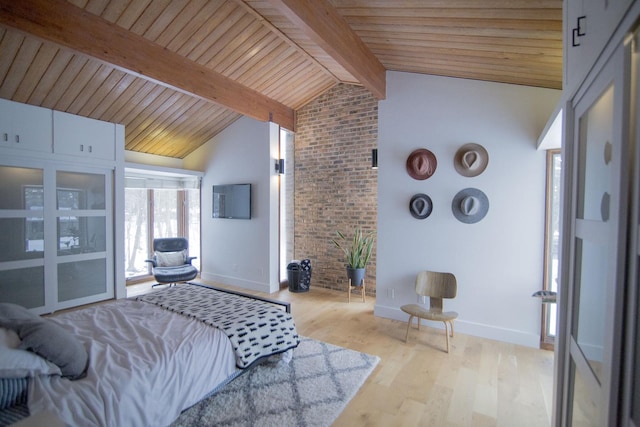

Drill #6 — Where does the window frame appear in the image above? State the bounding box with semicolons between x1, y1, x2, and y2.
125;187;199;283
541;148;561;349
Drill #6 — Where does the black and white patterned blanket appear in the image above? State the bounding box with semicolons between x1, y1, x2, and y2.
137;285;299;368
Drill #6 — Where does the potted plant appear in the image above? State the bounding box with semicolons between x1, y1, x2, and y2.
331;227;375;287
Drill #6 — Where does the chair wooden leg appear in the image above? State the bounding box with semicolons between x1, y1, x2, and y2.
449;321;455;337
348;279;351;303
361;279;366;302
405;315;413;342
443;321;450;353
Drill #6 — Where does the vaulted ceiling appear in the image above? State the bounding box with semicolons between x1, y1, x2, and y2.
0;0;562;159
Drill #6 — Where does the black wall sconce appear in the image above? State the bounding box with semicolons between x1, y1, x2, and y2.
275;158;285;175
372;148;378;169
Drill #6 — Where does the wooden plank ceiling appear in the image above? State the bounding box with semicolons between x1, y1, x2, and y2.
0;0;562;159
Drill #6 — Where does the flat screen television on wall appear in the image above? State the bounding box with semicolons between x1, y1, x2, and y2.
212;184;251;219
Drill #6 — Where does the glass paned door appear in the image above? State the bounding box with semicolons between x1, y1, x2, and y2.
55;169;113;308
560;44;629;426
0;165;45;309
623;28;640;427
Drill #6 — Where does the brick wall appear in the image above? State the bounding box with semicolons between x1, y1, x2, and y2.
293;84;378;295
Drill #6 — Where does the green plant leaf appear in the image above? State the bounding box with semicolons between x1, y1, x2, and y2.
330;227;375;269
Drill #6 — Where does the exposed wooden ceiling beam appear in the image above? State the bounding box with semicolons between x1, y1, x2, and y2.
268;0;386;100
0;0;295;131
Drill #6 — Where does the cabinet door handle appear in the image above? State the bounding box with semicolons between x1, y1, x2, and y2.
88;145;92;153
572;16;586;47
15;134;19;143
2;133;7;142
577;16;586;37
572;28;581;47
80;144;84;152
572;15;587;47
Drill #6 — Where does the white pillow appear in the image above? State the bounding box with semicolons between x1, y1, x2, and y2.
0;327;61;378
155;250;186;267
0;327;19;348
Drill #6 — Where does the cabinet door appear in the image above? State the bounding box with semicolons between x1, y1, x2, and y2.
621;27;640;427
0;99;11;144
54;169;113;310
0;164;47;311
0;99;52;153
0;162;115;313
558;43;630;426
53;111;115;160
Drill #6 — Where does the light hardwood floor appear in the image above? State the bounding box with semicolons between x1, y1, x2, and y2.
128;281;555;427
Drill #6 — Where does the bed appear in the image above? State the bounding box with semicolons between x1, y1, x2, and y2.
0;283;299;426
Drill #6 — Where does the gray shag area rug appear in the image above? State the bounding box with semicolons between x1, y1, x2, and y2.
172;336;380;427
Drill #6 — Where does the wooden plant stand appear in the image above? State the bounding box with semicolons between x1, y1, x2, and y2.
348;278;366;303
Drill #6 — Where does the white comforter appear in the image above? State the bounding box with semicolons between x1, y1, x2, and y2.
28;299;239;427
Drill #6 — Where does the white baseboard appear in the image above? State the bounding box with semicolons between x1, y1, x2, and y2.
374;304;540;349
200;272;272;294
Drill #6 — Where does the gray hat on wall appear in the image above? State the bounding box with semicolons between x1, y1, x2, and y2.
452;188;489;224
454;143;489;177
409;193;433;219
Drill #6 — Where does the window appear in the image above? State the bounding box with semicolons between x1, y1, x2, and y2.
124;170;200;281
542;149;561;348
279;128;294;282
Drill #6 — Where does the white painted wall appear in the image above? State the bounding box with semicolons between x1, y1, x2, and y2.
375;71;561;347
183;117;281;293
125;150;186;169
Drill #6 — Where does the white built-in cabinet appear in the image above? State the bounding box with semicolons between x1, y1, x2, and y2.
53;111;115;160
555;1;640;426
0;98;52;153
564;0;634;93
0;99;124;314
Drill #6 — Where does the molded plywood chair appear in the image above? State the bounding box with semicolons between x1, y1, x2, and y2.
145;238;198;287
401;271;458;353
